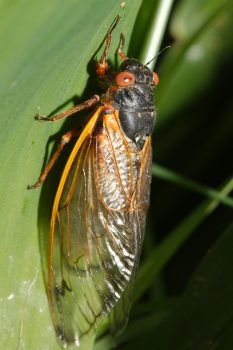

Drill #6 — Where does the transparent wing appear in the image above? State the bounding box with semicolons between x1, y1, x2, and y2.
109;268;136;337
109;138;152;336
48;110;152;347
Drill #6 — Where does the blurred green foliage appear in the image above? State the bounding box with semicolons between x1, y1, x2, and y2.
0;0;232;349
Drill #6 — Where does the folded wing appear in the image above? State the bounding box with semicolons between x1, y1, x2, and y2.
48;110;152;347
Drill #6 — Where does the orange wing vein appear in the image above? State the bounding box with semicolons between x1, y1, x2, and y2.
48;108;152;347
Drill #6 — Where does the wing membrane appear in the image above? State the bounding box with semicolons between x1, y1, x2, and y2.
48;110;152;346
109;137;152;336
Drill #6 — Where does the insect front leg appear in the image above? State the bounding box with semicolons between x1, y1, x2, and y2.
35;95;100;121
96;15;120;76
118;33;128;61
28;128;79;189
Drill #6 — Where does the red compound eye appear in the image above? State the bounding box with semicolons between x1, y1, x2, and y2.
115;71;135;86
153;72;159;85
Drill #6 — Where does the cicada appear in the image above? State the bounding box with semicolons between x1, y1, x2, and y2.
29;15;159;348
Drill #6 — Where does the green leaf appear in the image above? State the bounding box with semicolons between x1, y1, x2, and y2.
152;163;233;208
118;221;233;349
157;0;233;122
0;1;143;349
134;177;233;302
1;0;232;349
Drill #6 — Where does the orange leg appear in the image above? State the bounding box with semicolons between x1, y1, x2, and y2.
96;15;120;76
35;95;100;121
118;33;128;61
28;128;79;189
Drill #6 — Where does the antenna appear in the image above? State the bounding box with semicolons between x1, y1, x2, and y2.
145;45;171;66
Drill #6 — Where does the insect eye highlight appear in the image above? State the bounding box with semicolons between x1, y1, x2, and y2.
153;72;159;85
115;71;135;87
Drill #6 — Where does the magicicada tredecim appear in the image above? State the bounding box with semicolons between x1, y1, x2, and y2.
29;15;159;348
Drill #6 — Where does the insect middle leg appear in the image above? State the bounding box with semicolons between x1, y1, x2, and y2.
35;95;100;121
28;128;79;189
118;33;128;61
